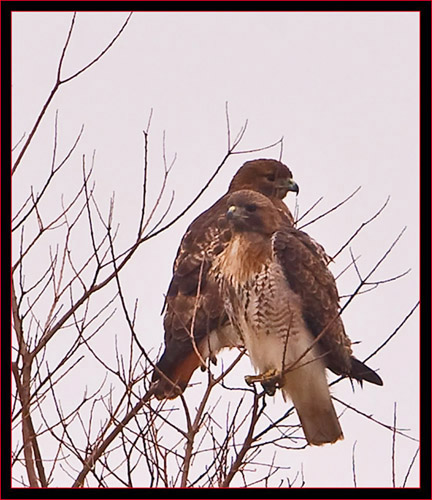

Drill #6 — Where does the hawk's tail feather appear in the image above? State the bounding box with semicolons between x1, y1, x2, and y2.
282;364;344;446
350;357;383;386
283;385;344;446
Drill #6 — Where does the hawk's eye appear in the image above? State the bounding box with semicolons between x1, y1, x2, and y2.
266;174;276;182
245;204;257;213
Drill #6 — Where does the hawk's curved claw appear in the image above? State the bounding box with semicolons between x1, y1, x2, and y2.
244;369;282;395
244;375;256;387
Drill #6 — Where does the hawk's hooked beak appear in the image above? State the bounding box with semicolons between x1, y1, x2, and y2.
226;205;238;220
278;178;300;195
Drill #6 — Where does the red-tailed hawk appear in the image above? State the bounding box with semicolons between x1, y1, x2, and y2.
151;159;299;399
212;189;383;446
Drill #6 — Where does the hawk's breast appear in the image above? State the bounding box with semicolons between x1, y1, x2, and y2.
213;239;308;374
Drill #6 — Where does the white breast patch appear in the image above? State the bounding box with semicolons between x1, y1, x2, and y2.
225;260;320;379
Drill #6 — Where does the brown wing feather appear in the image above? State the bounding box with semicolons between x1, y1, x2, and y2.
152;198;231;398
273;228;383;385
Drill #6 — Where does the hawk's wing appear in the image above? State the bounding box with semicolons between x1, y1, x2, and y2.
273;228;383;386
151;197;236;399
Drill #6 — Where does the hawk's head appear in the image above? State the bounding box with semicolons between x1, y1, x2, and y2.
225;190;284;236
228;159;299;200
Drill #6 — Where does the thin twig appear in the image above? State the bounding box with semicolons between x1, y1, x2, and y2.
333;397;417;442
402;447;419;487
332;196;391;260
12;13;132;175
60;13;133;84
352;441;358;487
220;391;261;487
391;402;397;487
298;186;362;230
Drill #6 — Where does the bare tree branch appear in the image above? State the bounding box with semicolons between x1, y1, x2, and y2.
12;13;132;175
298;186;362;230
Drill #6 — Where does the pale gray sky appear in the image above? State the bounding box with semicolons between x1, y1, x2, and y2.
12;11;419;487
